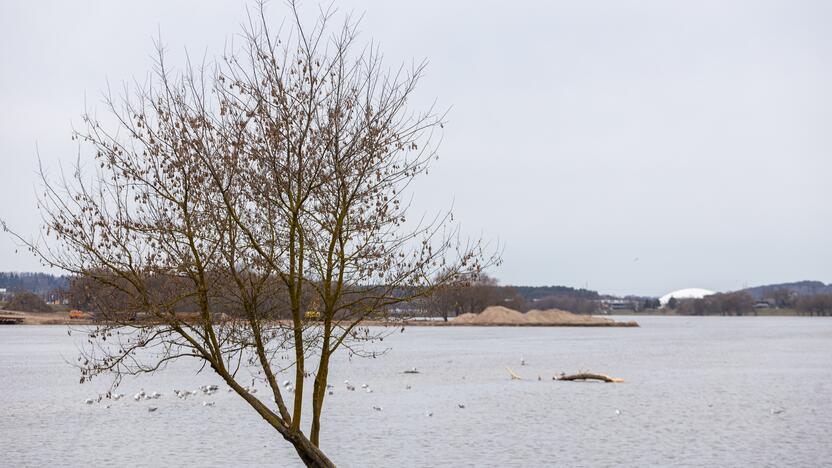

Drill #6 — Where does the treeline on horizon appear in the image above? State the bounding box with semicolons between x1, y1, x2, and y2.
0;272;68;299
423;278;832;317
1;271;831;317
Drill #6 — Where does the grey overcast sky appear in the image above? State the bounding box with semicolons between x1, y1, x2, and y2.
1;1;830;296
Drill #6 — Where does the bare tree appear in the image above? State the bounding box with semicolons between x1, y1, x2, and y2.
4;3;496;466
426;274;525;320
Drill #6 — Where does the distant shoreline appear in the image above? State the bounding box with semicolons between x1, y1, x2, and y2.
364;320;639;327
0;310;637;327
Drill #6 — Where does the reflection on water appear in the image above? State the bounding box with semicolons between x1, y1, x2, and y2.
2;316;831;467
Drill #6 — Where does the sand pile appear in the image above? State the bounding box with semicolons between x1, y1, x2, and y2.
454;306;531;325
452;306;621;326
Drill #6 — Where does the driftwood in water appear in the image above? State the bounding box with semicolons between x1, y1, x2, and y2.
506;367;523;380
554;373;624;383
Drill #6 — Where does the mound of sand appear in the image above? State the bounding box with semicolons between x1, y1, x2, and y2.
452;305;621;326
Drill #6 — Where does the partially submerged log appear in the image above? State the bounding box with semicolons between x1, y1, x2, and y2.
506;367;523;380
554;373;624;383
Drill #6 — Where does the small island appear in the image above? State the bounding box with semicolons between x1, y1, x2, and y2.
397;306;638;327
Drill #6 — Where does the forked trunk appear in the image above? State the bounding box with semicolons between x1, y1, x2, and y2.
288;431;336;468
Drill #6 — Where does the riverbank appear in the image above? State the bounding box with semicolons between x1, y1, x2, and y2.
422;306;639;327
0;309;638;327
0;310;93;326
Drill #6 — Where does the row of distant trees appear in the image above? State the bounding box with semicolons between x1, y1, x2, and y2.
7;271;832;317
665;290;832;316
0;272;68;300
423;275;602;319
425;280;832;318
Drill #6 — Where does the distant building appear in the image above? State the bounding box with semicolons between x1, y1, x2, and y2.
608;301;636;311
659;288;715;307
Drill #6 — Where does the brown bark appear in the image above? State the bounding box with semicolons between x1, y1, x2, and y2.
554;373;624;383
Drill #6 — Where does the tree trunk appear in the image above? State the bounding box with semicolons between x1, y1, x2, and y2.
288;430;337;467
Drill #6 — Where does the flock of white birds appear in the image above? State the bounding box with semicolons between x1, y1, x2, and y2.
82;366;467;417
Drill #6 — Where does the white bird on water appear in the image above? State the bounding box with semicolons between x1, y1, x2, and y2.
520;356;526;366
84;398;94;405
203;401;215;407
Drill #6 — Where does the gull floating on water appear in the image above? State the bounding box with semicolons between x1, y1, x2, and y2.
84;398;94;405
203;401;215;407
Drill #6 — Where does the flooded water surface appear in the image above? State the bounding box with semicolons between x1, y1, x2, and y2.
2;316;831;467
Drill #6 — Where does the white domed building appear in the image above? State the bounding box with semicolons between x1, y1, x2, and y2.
659;288;715;307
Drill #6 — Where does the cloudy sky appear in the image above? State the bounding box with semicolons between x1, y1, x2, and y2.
1;0;830;296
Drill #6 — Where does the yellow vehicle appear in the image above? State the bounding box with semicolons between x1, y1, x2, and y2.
305;300;320;321
68;309;87;319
